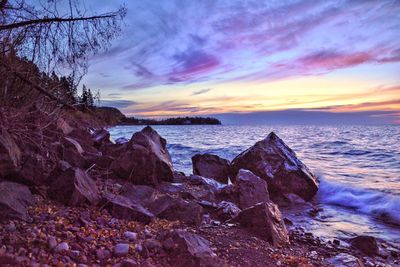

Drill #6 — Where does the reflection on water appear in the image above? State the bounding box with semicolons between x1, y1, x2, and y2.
109;124;400;244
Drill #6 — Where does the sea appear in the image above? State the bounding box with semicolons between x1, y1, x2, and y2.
109;125;400;245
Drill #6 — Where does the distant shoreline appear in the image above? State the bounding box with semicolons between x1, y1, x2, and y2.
94;106;221;126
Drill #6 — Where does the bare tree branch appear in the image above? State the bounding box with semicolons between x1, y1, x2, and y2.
0;14;118;31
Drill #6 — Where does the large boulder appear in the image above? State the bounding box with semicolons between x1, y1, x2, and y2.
0;181;35;221
349;236;378;256
230;132;318;201
234;202;289;246
103;194;154;223
160;229;223;267
148;195;204;226
234;169;270;209
0;129;21;178
192;153;230;184
49;168;100;206
110;126;174;185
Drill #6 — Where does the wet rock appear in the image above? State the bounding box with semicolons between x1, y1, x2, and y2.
327;253;365;267
148;195;204;226
230;132;318;201
234;202;289;246
192;153;230;184
115;137;129;144
172;171;189;183
114;243;129;257
215;201;241;222
92;128;111;148
350;235;378;256
0;181;35;221
49;168;100;206
160;229;222;267
103;194;154;223
123;231;138;241
234;169;270;209
110;126;174;185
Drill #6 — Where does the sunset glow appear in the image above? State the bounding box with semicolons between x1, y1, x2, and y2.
82;0;400;123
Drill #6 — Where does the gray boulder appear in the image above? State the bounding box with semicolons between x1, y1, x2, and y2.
49;168;100;206
192;153;230;184
0;181;35;221
234;202;289;246
231;132;318;201
110;126;174;185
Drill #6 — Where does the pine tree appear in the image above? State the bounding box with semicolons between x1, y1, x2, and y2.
80;84;88;106
87;88;94;107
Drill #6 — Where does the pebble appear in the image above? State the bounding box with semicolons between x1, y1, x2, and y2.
55;242;69;252
5;222;16;232
96;248;111;260
121;259;138;267
144;229;153;238
48;236;57;250
309;251;318;259
114;243;129;257
123;231;138;241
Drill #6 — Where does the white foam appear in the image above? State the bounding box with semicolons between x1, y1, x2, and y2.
317;176;400;226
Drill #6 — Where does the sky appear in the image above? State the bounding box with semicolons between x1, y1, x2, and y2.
81;0;400;124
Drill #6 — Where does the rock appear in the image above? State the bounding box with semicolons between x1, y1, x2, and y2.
55;242;69;253
96;248;111;260
114;243;129;257
103;194;154;223
0;128;21;178
327;253;365;267
0;181;35;221
5;222;16;232
121;184;156;205
192;153;230;184
215;201;241;222
48;236;57;250
49;168;100;206
160;229;222;267
121;259;138;267
123;231;138;241
230;132;318;201
171;171;188;183
234;169;270;209
110;126;174;185
349;236;378;256
143;239;162;253
92;128;111;148
234;202;289;246
148;195;204;226
115;137;129;144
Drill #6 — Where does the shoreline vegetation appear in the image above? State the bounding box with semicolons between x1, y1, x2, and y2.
94;107;222;126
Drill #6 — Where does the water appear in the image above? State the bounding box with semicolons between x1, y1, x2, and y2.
109;125;400;244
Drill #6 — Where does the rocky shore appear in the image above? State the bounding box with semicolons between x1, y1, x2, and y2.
0;113;399;266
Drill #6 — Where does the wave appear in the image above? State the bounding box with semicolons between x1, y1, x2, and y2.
317;177;400;226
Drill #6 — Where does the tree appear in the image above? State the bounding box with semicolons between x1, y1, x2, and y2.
1;0;126;78
0;0;126;108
